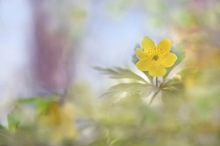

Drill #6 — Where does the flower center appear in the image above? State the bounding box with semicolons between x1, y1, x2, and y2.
152;55;159;61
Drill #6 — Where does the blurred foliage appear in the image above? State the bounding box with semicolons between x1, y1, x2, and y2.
0;73;220;146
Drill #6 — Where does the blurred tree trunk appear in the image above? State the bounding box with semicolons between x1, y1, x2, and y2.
32;0;73;95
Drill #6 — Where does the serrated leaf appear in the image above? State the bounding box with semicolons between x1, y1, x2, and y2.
164;44;185;79
161;79;185;105
143;71;153;83
94;67;147;83
101;82;153;101
161;80;183;90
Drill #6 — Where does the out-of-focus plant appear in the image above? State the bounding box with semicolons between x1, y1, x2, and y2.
0;96;77;146
38;101;76;144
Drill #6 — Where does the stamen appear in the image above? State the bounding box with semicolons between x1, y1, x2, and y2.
152;55;159;61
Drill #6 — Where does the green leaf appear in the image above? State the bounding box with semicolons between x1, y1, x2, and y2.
94;67;147;83
132;44;141;64
16;96;57;115
161;79;185;106
161;79;183;90
143;71;153;83
0;128;9;146
7;112;19;132
109;138;119;146
0;124;5;130
16;95;58;104
163;44;185;79
35;100;53;115
16;97;43;104
101;82;153;101
132;54;139;65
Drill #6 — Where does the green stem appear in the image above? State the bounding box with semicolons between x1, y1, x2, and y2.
148;90;159;106
155;77;158;87
148;77;160;106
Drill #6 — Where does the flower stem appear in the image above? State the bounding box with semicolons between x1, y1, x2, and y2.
148;90;159;106
148;77;159;106
155;77;158;87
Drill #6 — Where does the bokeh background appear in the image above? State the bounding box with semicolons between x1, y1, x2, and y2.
0;0;220;145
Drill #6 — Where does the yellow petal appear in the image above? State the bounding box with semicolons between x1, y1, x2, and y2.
136;59;152;71
142;36;155;51
136;48;146;59
157;38;171;54
149;65;166;76
161;53;177;67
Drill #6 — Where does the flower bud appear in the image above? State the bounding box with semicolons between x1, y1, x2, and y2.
173;74;182;81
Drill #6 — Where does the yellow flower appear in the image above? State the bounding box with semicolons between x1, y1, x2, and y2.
136;36;177;76
38;102;76;144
